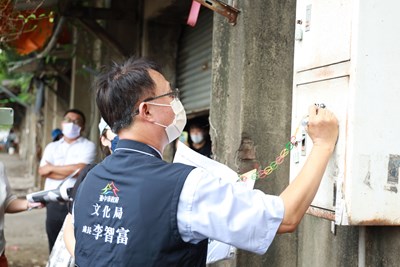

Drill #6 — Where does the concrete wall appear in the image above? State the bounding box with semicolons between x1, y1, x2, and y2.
210;1;400;267
211;1;297;265
70;27;98;141
297;216;358;267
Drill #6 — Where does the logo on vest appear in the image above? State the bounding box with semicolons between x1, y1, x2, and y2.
99;181;119;203
81;180;131;246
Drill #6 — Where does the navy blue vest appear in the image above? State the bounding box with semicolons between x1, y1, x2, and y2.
74;140;208;267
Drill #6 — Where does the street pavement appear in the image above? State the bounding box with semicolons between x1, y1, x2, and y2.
2;152;49;267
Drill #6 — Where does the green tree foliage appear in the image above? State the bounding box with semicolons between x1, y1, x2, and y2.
0;49;33;105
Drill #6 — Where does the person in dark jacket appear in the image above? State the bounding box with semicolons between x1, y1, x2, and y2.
188;120;212;158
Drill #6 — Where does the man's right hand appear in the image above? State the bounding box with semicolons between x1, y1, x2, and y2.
306;105;339;151
278;105;339;233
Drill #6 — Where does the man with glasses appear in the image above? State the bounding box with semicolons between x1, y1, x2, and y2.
39;109;96;253
73;57;338;266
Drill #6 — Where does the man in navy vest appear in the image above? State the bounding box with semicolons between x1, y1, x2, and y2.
73;57;339;266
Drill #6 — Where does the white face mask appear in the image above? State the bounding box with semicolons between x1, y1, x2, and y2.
62;122;81;139
190;133;204;144
149;98;187;143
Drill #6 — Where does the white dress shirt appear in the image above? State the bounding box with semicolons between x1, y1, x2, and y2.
71;143;284;255
40;137;96;190
178;167;284;254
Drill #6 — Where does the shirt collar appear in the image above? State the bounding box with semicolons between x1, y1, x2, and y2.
114;139;163;159
59;136;83;144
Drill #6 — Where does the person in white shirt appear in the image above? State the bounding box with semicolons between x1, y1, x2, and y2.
73;57;339;266
39;109;96;253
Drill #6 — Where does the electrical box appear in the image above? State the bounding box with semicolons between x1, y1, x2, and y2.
290;0;400;225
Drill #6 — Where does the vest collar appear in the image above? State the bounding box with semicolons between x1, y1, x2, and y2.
114;139;163;159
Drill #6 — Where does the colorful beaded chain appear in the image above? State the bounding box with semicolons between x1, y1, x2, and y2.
236;104;328;182
237;115;309;182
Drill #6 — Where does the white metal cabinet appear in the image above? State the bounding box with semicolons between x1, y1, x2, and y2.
290;0;400;225
294;0;352;71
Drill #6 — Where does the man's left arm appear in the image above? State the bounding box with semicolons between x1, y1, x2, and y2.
40;162;89;179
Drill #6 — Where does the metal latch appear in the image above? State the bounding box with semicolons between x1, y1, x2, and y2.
194;0;240;25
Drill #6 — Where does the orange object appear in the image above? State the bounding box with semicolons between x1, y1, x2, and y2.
4;8;55;55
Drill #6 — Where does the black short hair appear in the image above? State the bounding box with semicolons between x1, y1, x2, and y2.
95;57;162;133
189;117;209;131
63;109;86;126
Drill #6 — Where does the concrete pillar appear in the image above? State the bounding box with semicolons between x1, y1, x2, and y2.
210;1;297;266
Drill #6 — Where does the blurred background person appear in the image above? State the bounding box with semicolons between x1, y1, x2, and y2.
38;109;96;253
188;119;212;158
1;161;43;267
5;128;18;155
51;128;63;142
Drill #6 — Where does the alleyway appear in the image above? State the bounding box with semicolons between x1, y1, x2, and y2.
3;152;49;267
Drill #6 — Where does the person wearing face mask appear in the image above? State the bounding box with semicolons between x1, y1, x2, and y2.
188;121;212;158
38;109;96;253
73;57;339;267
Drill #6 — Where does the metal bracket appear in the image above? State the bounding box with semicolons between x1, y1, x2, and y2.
194;0;240;25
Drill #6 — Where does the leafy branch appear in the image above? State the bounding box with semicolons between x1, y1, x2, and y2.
0;0;54;43
0;48;34;105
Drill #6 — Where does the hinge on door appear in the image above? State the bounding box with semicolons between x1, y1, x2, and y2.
194;0;240;25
